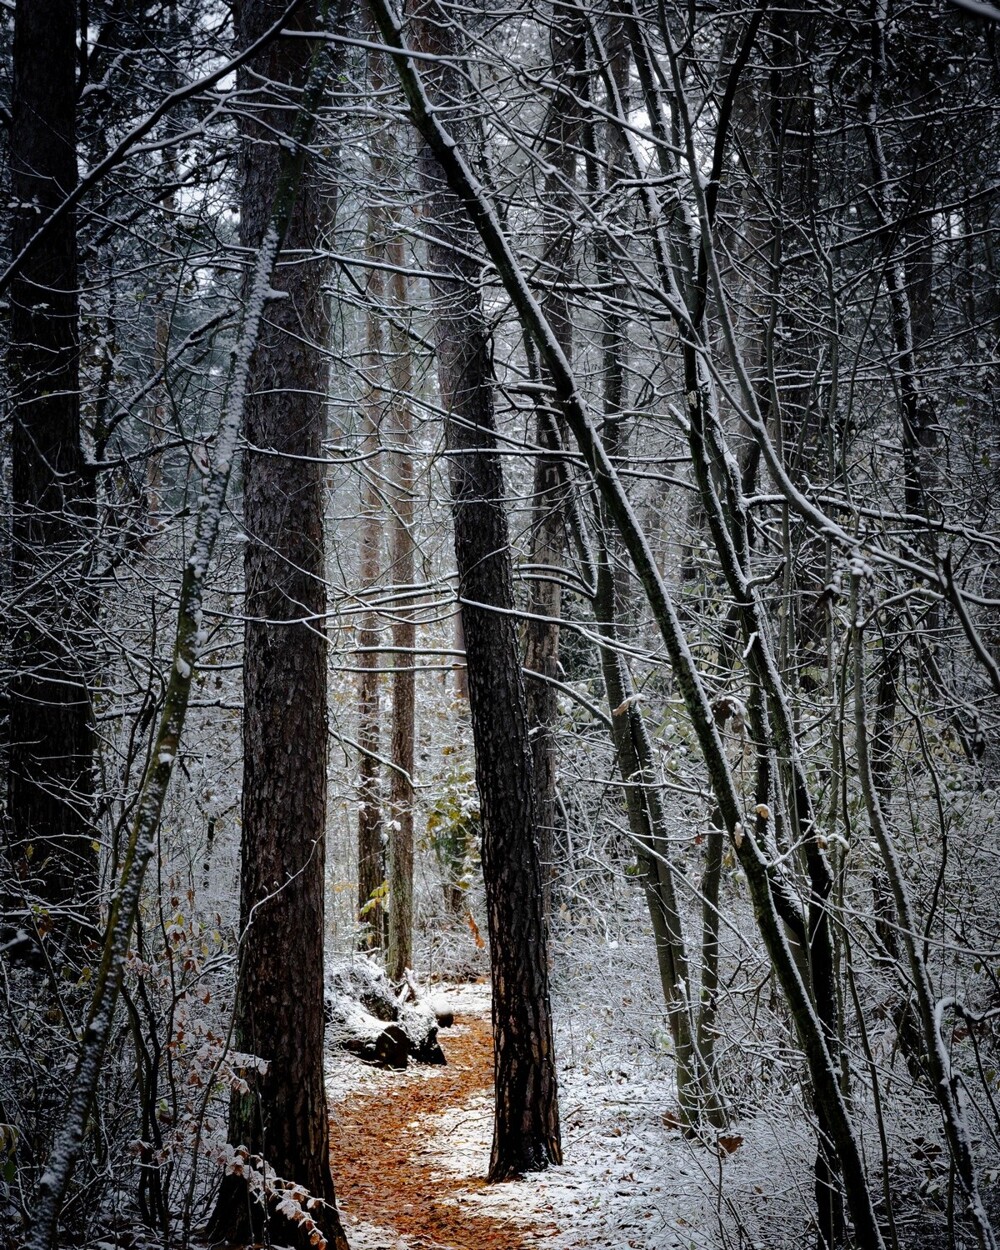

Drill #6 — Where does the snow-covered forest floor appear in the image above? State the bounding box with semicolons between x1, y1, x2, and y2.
328;978;815;1250
321;885;998;1250
328;981;703;1250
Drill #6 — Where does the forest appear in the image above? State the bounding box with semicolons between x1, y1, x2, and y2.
1;1;999;1248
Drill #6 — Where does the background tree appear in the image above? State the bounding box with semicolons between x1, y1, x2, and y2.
4;0;96;948
356;222;387;949
402;0;563;1181
385;234;417;983
522;4;587;920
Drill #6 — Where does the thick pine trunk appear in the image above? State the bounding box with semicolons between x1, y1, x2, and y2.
5;0;96;934
410;0;561;1181
444;317;562;1179
209;4;347;1247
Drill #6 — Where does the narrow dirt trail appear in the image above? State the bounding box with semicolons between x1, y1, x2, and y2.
329;1014;560;1250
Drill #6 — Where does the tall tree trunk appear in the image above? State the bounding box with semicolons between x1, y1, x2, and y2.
408;0;561;1181
861;8;938;523
210;4;348;1246
360;33;413;972
356;224;386;949
582;14;723;1127
523;7;586;921
5;0;96;942
386;239;416;983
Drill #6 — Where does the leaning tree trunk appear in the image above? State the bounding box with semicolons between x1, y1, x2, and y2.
408;0;561;1182
585;14;724;1127
209;4;348;1248
367;11;886;1239
5;0;96;943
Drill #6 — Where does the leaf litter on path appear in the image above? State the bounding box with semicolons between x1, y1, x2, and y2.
330;1002;558;1250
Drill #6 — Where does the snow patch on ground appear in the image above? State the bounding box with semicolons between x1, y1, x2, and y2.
410;1025;725;1249
337;1218;414;1250
428;979;492;1018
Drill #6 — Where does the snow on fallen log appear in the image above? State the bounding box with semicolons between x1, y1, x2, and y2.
325;957;447;1068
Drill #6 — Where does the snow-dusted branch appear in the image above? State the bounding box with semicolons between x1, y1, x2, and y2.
852;573;998;1250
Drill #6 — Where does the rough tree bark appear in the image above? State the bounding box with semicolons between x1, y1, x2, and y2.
4;0;96;941
209;3;348;1246
407;0;562;1181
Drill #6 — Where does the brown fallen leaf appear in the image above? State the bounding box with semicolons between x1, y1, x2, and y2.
466;910;485;949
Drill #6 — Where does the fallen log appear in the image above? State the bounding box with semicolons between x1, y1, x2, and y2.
326;995;411;1069
325;958;446;1068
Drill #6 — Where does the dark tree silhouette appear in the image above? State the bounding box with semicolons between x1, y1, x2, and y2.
4;0;97;943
